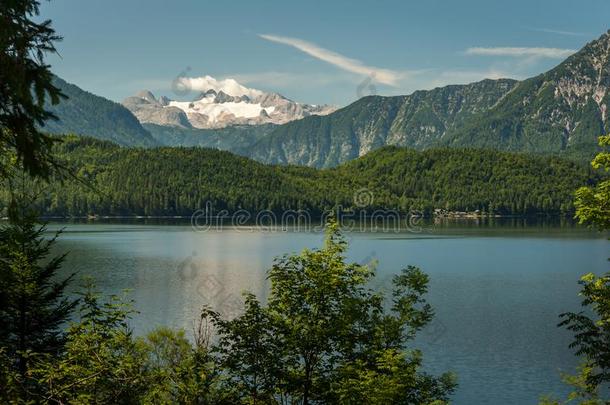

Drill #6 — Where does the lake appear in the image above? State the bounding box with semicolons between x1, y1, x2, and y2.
50;219;609;405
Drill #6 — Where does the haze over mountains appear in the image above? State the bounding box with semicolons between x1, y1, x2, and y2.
44;29;610;167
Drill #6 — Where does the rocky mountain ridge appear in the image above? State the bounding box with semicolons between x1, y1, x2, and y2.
246;29;610;167
122;76;336;129
43;30;610;168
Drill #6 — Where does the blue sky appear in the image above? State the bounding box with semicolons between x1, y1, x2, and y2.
40;0;610;106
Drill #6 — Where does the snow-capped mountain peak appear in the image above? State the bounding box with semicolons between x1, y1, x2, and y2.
122;75;336;129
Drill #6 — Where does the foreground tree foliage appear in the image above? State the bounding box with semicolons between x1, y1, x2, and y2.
205;220;457;404
33;282;148;403
0;0;65;178
0;204;77;399
574;135;610;230
542;136;610;405
28;281;228;404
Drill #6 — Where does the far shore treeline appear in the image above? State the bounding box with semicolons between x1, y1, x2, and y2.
0;135;599;218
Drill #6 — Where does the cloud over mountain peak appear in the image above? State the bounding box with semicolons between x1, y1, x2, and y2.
122;75;336;129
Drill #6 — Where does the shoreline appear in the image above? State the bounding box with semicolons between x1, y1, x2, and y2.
26;213;573;220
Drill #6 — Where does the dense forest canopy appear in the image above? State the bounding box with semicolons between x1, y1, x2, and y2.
1;135;598;218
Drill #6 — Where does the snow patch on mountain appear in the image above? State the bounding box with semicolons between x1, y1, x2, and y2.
168;90;275;125
122;76;336;129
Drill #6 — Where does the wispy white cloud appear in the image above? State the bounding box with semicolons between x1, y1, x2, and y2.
530;27;587;37
465;46;576;59
223;68;521;100
258;34;406;86
225;71;346;88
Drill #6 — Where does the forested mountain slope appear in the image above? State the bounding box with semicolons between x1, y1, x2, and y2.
248;79;517;167
4;136;597;217
42;77;158;147
445;29;610;158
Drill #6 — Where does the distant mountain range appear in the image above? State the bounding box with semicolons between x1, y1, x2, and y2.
44;29;610;167
122;76;336;129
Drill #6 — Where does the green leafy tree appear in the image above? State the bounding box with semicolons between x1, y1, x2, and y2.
542;136;610;404
575;135;610;230
204;293;286;404
140;326;228;404
33;280;148;403
140;327;196;403
34;281;225;404
0;0;65;178
207;220;456;404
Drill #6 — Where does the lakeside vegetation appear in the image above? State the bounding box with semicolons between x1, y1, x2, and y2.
540;135;610;404
0;1;608;404
0;135;600;218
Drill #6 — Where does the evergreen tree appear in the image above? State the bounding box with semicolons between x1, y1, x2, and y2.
0;0;65;178
0;205;77;380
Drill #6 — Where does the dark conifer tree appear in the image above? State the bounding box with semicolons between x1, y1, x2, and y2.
0;0;65;179
0;203;77;377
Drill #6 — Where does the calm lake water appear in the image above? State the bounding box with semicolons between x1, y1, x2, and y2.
49;219;608;405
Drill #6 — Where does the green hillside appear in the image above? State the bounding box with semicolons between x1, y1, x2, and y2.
248;79;517;167
4;136;597;217
445;30;610;158
42;77;158;147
